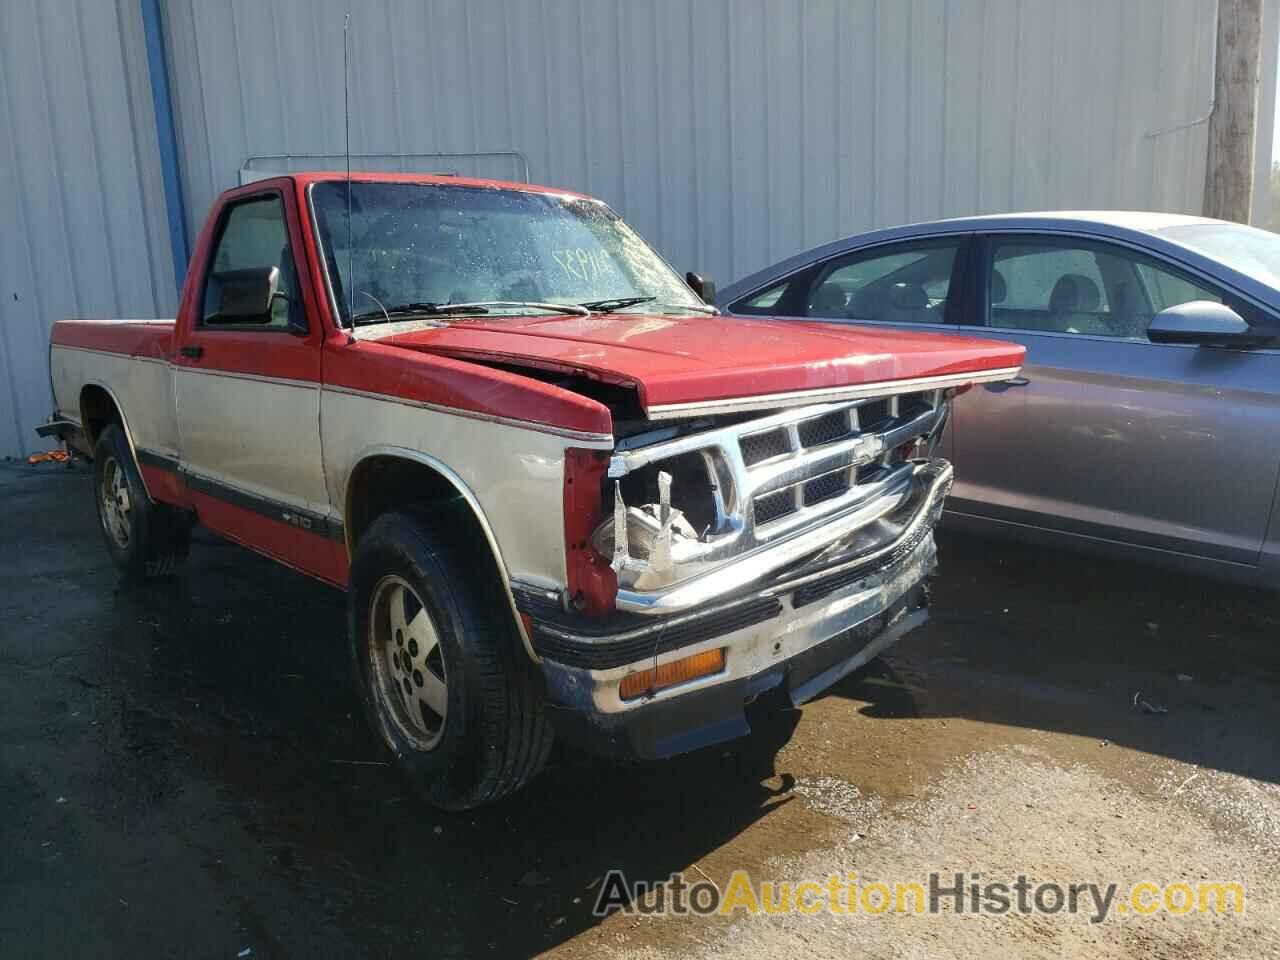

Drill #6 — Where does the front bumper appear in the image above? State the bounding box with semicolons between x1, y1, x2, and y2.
528;464;948;759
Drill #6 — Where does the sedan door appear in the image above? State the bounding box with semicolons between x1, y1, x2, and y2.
949;233;1280;567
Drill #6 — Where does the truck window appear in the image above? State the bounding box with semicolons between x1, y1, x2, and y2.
310;181;701;324
201;195;303;329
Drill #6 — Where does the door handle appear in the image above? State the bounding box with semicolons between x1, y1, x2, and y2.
179;345;204;360
983;375;1029;392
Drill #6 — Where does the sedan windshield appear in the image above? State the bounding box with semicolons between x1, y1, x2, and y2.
310;181;701;324
1161;222;1280;289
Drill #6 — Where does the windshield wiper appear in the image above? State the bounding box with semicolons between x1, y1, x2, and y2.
351;299;591;327
658;301;718;315
447;300;592;317
578;295;656;312
351;301;489;324
577;295;718;315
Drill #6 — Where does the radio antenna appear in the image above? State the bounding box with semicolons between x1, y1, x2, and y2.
343;11;355;333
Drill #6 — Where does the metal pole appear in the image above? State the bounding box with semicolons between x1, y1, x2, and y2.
1204;0;1264;222
140;0;191;296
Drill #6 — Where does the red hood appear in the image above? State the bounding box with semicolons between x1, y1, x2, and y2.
375;312;1024;414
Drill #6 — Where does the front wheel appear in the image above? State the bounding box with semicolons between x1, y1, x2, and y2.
348;510;553;809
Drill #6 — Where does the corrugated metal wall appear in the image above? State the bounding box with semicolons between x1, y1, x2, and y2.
0;0;176;458
1;0;1274;459
163;0;1220;292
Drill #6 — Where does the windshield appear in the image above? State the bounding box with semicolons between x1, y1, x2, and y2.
310;181;701;323
1161;222;1280;289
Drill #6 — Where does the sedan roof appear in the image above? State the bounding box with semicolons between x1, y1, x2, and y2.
921;210;1220;231
719;211;1279;314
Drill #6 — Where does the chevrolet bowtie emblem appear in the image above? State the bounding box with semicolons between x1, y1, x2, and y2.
849;434;886;464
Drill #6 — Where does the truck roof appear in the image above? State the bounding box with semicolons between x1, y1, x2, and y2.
287;170;597;203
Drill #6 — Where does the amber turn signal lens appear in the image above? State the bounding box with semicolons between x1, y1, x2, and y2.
619;648;726;701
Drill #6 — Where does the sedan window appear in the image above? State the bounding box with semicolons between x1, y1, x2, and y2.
1161;222;1280;288
735;281;791;314
1135;263;1222;312
986;238;1219;340
802;241;962;324
995;245;1110;313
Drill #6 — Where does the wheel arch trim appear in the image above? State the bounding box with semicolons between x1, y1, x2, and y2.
79;380;154;502
342;445;539;661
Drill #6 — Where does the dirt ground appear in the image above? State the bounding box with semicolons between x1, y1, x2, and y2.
2;457;1278;958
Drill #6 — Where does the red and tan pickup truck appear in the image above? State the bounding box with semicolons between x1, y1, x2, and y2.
43;172;1022;808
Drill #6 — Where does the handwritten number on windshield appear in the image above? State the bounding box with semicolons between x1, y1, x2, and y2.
553;248;615;282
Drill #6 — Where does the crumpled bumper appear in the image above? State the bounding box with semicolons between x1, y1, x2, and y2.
527;460;950;759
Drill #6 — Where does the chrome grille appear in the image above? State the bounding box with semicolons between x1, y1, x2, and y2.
798;411;851;447
605;387;950;596
896;391;932;419
741;392;942;533
803;469;850;506
753;489;795;524
857;398;892;430
739;428;790;466
856;461;887;485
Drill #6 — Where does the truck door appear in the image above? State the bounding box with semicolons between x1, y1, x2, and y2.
173;185;335;575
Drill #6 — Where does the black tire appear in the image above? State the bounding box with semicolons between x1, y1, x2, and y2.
92;424;191;579
348;510;553;810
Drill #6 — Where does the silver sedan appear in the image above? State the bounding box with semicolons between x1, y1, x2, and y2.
718;213;1280;589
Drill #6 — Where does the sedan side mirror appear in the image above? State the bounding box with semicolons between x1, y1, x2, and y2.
686;271;717;305
211;266;281;323
1148;300;1258;347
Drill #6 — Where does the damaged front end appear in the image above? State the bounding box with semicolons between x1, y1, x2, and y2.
522;388;958;760
597;468;703;593
594;389;953;614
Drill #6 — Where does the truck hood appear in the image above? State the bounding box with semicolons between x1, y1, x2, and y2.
372;311;1024;418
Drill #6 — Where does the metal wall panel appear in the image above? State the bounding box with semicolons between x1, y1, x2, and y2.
163;0;1233;294
3;0;1270;460
0;0;176;458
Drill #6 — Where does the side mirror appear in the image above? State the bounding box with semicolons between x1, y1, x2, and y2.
686;271;717;305
1148;300;1256;346
211;266;280;323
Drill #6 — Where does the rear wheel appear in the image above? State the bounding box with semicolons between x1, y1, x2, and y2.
348;510;553;809
92;424;190;578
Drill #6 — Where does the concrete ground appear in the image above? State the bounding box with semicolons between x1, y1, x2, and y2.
1;457;1278;958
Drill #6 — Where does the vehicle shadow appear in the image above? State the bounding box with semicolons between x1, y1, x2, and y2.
15;474;1280;958
105;532;804;958
826;530;1280;787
